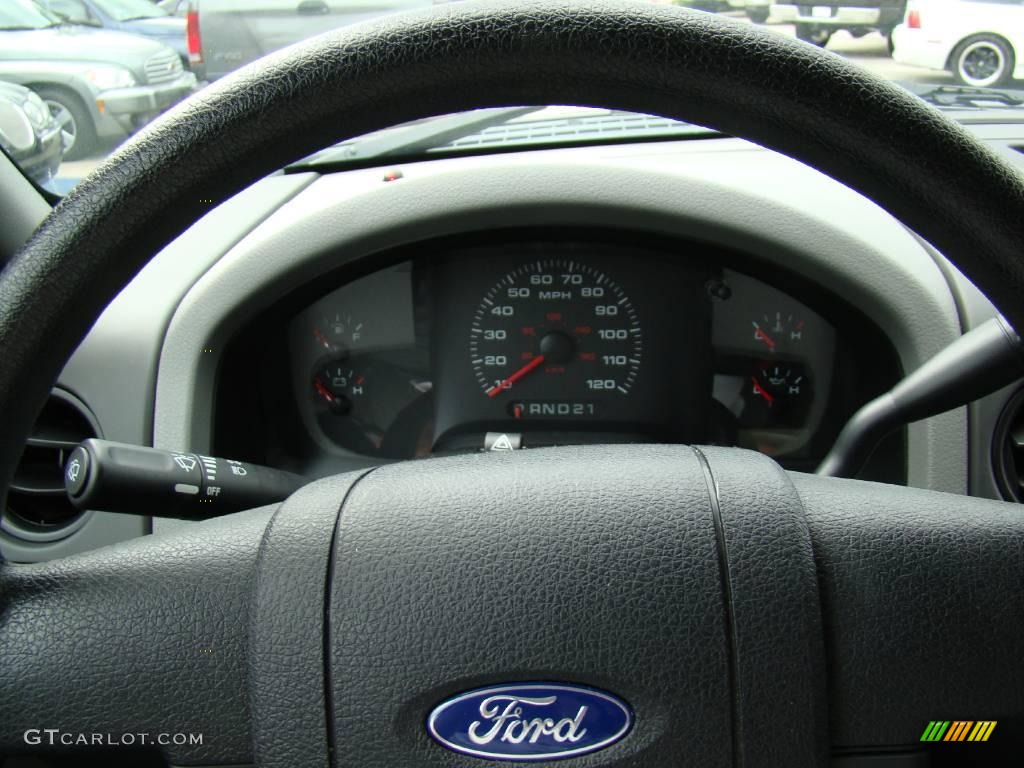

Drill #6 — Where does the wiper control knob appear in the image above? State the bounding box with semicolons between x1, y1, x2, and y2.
64;439;305;518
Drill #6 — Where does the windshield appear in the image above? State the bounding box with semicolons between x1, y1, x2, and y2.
91;0;168;22
0;0;59;30
3;0;1023;194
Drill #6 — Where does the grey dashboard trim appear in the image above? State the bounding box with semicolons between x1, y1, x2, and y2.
152;138;966;497
60;172;317;452
935;254;1020;501
0;172;317;562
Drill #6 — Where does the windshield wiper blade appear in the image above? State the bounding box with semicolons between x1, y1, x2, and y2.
913;85;1024;110
291;106;544;169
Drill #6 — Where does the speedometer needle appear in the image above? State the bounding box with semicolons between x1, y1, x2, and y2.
487;355;546;398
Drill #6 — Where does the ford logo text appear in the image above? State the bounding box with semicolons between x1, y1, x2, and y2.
427;683;633;761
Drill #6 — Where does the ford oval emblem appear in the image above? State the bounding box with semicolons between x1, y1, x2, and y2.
427;683;633;761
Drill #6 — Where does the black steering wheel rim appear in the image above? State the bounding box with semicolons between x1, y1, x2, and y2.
1;2;1023;766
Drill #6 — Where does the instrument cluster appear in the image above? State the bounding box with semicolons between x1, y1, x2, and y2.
274;239;876;470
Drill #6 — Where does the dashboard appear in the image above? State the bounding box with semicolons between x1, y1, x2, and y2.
9;126;1006;562
214;234;901;477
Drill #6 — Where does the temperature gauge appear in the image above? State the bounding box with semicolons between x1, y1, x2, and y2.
751;312;806;354
313;360;369;415
312;358;383;453
742;362;812;428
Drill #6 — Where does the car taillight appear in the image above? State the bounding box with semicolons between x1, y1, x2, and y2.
907;9;921;29
187;9;203;64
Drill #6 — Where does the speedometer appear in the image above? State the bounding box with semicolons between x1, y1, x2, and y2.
469;260;642;414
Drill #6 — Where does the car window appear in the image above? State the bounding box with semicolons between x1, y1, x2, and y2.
1;0;1023;195
44;0;93;24
0;0;59;29
90;0;168;21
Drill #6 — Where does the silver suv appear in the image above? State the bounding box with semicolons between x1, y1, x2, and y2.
0;0;196;159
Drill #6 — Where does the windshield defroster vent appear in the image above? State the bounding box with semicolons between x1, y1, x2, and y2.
2;390;99;541
433;110;698;151
993;387;1024;502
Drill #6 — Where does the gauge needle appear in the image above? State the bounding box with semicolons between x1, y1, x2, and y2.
313;377;335;403
313;327;333;350
487;355;546;398
752;322;777;351
751;377;775;406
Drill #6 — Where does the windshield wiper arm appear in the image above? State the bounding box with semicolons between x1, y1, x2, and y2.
290;106;545;169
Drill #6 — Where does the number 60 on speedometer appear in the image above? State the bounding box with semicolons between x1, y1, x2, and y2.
469;260;643;402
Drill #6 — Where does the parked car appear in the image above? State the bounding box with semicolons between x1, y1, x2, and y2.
772;1;906;48
0;0;196;160
34;0;189;68
0;80;62;186
893;0;1022;87
674;0;769;20
189;0;435;81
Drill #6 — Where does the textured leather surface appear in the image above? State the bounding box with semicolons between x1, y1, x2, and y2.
792;473;1024;752
248;471;373;768
0;506;275;764
2;0;1024;496
699;447;829;767
327;445;732;766
322;444;828;768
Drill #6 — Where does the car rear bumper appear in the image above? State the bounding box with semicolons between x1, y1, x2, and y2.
771;4;882;26
891;25;951;71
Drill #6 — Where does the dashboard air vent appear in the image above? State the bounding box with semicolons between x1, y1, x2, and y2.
993;387;1024;503
2;390;99;540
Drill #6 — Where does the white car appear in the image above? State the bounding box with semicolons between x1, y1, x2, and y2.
893;0;1022;87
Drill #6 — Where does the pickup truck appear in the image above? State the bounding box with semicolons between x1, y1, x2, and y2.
772;1;907;49
188;0;434;81
676;2;773;24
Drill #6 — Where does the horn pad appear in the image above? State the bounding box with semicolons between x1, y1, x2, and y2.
318;445;825;767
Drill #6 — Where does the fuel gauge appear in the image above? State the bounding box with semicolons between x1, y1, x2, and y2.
313;312;365;353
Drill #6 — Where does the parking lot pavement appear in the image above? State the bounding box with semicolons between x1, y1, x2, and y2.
52;18;1022;185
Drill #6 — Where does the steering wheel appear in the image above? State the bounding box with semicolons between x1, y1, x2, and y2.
1;2;1022;766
